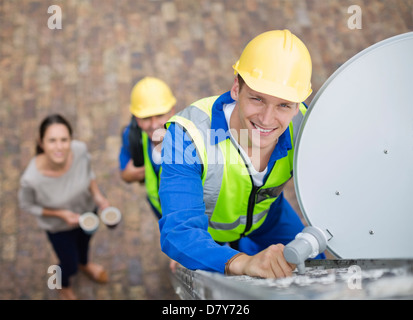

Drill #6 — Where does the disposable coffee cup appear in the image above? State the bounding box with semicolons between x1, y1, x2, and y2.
79;212;100;234
100;207;122;229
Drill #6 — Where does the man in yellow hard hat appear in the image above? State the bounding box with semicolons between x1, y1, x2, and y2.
119;76;176;219
158;30;324;278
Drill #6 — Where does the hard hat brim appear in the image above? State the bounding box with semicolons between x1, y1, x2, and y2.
235;69;312;103
129;97;176;119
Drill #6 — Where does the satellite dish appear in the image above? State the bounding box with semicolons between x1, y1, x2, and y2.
294;32;413;259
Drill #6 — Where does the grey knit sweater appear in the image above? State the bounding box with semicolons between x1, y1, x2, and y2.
18;140;96;233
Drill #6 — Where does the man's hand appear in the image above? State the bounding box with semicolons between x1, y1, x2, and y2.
120;160;145;183
226;244;296;278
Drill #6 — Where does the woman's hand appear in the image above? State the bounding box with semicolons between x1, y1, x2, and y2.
93;193;110;211
59;210;80;227
89;179;110;210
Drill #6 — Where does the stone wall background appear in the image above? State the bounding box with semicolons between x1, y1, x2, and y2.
0;0;411;299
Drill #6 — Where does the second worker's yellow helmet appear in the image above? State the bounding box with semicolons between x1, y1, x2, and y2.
129;77;176;118
233;30;312;103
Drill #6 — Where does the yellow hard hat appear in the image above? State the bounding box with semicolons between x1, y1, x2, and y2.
233;30;312;103
129;77;176;118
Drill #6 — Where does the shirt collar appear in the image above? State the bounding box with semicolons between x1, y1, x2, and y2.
210;91;292;163
211;91;233;141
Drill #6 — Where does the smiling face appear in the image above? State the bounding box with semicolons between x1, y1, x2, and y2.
136;107;175;142
230;76;299;152
40;123;72;166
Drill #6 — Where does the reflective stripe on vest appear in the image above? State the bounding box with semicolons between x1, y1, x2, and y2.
166;96;305;242
142;131;162;214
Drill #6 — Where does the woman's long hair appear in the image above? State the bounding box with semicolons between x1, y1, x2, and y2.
36;114;73;155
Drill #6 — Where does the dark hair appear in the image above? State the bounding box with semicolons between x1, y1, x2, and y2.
36;114;73;155
237;74;245;91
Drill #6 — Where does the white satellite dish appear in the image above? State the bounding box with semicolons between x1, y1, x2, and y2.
294;32;413;259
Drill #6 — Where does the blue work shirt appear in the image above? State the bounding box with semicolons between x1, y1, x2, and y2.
159;92;308;274
119;124;162;219
119;124;160;175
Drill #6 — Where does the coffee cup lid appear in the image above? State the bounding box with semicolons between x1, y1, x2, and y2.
79;212;100;233
101;207;122;225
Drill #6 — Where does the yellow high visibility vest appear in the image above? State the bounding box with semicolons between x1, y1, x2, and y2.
166;96;306;242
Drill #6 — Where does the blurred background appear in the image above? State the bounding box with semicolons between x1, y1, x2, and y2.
0;0;412;300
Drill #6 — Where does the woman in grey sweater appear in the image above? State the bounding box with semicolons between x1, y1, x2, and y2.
18;114;111;300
